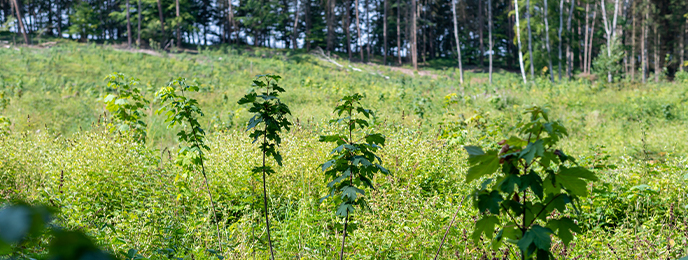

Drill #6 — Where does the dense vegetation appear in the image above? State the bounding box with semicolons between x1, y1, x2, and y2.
1;42;687;259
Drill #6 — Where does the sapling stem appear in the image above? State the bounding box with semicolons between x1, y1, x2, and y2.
433;195;467;260
262;108;275;260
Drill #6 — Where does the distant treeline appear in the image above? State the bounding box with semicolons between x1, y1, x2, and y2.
1;0;686;80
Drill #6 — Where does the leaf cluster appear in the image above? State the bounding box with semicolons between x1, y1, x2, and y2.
319;93;389;218
238;74;292;168
464;106;598;259
156;78;208;172
100;73;149;142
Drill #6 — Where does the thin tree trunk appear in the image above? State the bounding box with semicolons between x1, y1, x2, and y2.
397;0;402;65
228;0;234;44
488;0;493;84
384;0;388;64
355;0;363;60
11;0;28;44
157;0;165;47
339;216;349;260
345;0;352;60
57;0;62;36
478;0;484;68
583;2;589;74
559;0;565;80
544;0;554;82
515;0;527;83
327;0;335;53
292;0;300;49
654;27;659;82
587;8;596;74
566;0;574;78
366;0;370;61
126;0;132;48
452;0;464;83
176;0;180;48
641;0;647;83
630;0;636;79
682;15;687;71
137;0;142;48
411;0;417;70
526;0;534;79
305;0;311;50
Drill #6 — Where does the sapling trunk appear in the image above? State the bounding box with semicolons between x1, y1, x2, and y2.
339;107;354;260
262;119;276;260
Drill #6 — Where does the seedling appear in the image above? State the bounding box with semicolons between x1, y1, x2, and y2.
464;106;598;259
100;73;149;142
238;74;291;260
155;78;223;256
319;93;389;260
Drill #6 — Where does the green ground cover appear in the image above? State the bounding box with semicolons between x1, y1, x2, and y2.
1;42;687;259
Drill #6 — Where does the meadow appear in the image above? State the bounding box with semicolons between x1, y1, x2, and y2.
1;41;687;259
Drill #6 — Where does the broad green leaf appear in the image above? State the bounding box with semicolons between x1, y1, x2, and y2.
472;215;500;243
517;225;553;255
557;167;597;197
519;140;544;164
498;174;521;194
466;152;500;183
520;170;543;199
546;217;580;246
464;146;485;156
476;190;503;214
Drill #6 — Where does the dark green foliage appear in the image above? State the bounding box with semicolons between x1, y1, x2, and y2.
238;74;292;167
319;93;389;259
320;93;389;218
0;202;116;259
464;106;598;259
100;73;149;142
238;74;292;260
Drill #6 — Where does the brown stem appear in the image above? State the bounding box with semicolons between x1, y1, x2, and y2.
433;196;467;260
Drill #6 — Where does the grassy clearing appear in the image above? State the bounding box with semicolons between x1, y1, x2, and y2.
1;42;687;259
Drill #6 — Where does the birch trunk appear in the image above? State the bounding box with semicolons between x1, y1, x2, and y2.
527;0;534;79
544;0;554;82
478;0;484;68
127;0;132;48
355;0;363;61
292;0;300;49
515;0;527;83
397;0;402;65
566;0;574;78
411;0;418;70
488;0;493;84
583;2;589;74
157;0;165;47
452;0;464;83
559;0;565;80
176;0;180;48
384;0;388;64
137;0;142;48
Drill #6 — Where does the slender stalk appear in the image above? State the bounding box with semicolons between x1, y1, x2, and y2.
451;0;464;83
262;84;276;260
433;196;467;260
544;0;554;82
340;107;354;260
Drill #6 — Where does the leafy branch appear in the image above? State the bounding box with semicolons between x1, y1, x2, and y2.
100;72;149;142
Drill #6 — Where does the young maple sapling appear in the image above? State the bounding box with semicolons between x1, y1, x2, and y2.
319;93;389;260
238;74;291;260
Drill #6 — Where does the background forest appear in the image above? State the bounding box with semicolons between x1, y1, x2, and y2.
1;0;687;81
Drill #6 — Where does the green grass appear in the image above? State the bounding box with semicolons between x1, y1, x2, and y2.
1;42;687;259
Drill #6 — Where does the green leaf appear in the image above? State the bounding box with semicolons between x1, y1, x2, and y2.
557;167;597;197
520;170;544;199
546;217;580;247
476;190;503;214
322;160;336;172
498;174;521;194
472;215;500;243
517;225;553;256
465;152;500;183
336;203;355;217
464;146;485;156
519;140;544;164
